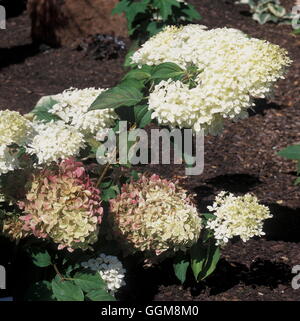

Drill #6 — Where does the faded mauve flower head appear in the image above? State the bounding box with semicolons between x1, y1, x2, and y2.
2;214;26;240
109;174;202;258
17;158;103;251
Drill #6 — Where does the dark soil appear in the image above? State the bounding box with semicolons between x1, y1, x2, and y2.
1;0;300;301
0;13;125;113
154;239;300;301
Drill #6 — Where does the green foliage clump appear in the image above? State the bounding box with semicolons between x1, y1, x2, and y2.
236;0;294;24
112;0;201;45
278;144;300;185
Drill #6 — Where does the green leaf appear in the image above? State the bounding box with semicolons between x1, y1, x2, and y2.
52;277;84;301
130;170;140;181
64;264;81;278
139;110;152;128
32;96;60;123
100;180;113;189
125;0;149;28
268;15;280;23
190;242;207;281
102;186;119;201
16;146;26;159
153;0;180;20
73;272;106;293
33;111;60;122
202;213;216;228
151;62;184;80
31;250;52;268
123;41;140;67
198;242;220;281
134;105;152;128
182;4;202;21
255;12;273;24
190;238;220;281
260;0;276;4
278;145;300;160
293;29;300;35
26;281;54;301
86;289;116;301
268;3;286;17
123;69;152;82
112;0;130;15
134;105;148;123
32;96;58;113
89;86;143;111
124;49;137;68
146;21;163;37
127;24;138;37
173;254;190;284
294;177;300;185
202;213;216;221
119;78;145;91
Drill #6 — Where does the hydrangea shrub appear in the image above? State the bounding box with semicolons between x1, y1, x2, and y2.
0;23;291;301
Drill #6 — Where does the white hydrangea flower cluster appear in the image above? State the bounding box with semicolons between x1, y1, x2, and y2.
81;254;126;295
0;110;34;175
206;192;273;246
0;110;33;146
148;79;244;133
132;25;291;135
0;145;19;175
49;87;118;136
26;121;85;164
133;25;247;68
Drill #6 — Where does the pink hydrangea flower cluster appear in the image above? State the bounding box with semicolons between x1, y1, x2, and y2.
18;158;103;251
109;174;202;258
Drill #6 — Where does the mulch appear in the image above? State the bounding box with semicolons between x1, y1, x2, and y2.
0;0;300;301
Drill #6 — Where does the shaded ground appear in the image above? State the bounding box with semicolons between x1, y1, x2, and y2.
154;239;300;301
0;0;300;301
0;13;125;113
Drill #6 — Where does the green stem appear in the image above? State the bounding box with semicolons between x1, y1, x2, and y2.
96;162;111;188
53;264;75;282
53;264;64;281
